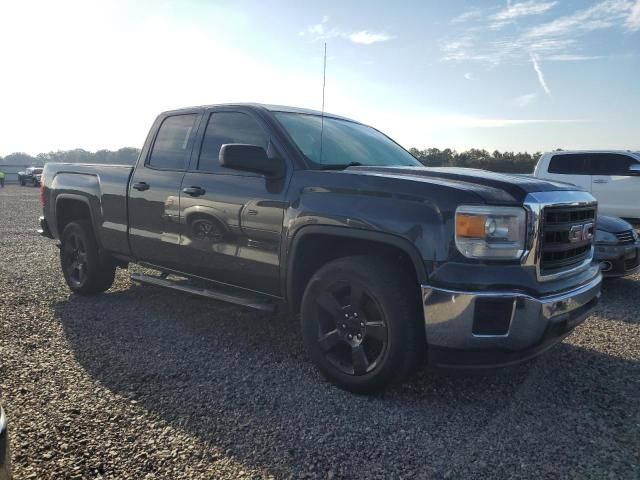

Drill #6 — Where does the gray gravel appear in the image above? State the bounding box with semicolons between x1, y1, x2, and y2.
0;184;639;479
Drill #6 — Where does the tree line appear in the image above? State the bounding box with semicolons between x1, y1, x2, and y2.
0;148;141;166
1;146;542;173
408;148;540;173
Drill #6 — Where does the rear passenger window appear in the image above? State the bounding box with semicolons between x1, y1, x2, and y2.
548;154;590;175
148;114;198;170
198;112;268;172
590;154;636;175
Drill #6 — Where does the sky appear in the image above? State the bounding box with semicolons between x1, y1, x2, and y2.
0;0;639;156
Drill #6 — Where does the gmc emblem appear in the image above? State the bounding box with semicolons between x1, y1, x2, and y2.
569;222;594;243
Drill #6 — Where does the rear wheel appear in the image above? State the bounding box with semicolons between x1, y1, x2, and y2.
60;220;116;295
301;256;424;393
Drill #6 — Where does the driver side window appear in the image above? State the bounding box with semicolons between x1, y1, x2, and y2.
198;112;268;172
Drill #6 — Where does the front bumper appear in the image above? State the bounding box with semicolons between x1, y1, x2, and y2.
422;273;602;368
596;242;640;278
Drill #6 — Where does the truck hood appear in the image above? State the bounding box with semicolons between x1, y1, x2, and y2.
346;166;580;204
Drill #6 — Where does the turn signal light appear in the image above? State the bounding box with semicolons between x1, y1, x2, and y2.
456;214;486;238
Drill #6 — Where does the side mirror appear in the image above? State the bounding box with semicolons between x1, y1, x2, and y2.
628;164;640;176
219;144;285;177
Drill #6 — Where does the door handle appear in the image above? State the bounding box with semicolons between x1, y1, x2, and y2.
133;181;150;191
183;186;206;197
593;179;609;184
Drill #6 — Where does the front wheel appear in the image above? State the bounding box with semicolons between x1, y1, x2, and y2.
301;256;425;393
60;220;116;295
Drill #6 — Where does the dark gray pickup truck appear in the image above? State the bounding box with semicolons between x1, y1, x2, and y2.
40;103;602;392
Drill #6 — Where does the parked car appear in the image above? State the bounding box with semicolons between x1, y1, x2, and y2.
39;103;602;393
17;167;43;187
533;150;640;220
595;216;640;278
0;404;11;480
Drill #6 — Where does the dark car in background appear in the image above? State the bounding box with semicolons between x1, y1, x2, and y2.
17;167;43;187
596;216;640;278
0;404;11;480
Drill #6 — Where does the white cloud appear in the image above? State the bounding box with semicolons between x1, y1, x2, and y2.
349;30;393;45
490;1;558;29
307;23;326;36
443;0;637;65
530;54;552;97
441;0;639;98
627;0;640;29
452;9;482;23
525;0;633;39
302;18;393;45
545;54;603;61
464;72;474;80
513;93;538;107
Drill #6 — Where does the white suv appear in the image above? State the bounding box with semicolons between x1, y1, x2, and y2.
534;151;640;219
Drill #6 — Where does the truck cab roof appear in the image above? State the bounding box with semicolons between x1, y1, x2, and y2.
160;103;357;123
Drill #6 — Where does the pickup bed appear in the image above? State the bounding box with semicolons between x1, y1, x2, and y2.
40;103;602;392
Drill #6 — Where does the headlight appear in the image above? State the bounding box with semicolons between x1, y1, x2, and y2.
595;230;618;245
455;205;526;259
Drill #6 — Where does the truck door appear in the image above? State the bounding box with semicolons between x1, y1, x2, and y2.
590;153;640;218
128;112;201;270
178;109;288;296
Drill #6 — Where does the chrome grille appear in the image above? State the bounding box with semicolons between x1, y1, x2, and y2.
615;230;635;245
540;206;596;275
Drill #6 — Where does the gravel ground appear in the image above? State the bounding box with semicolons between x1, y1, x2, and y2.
0;184;639;479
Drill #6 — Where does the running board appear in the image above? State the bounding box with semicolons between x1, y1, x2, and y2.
130;272;276;312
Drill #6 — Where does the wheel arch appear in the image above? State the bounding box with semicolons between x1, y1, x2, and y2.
285;225;427;314
55;194;101;248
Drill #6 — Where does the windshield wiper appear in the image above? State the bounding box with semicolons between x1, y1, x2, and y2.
319;162;363;170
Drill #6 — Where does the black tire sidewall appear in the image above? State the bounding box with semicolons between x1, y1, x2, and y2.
301;256;422;393
60;220;114;295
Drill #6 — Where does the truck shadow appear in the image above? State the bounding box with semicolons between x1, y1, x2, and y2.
53;278;639;479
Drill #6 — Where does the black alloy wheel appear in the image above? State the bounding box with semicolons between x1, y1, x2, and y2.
314;282;388;376
60;220;116;295
301;256;425;393
62;230;89;288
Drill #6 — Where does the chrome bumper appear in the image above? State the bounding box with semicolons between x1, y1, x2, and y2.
422;273;602;367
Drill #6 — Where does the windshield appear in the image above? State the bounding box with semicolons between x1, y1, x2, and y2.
274;112;421;169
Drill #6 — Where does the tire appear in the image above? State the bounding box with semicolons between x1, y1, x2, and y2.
60;220;116;295
301;256;425;393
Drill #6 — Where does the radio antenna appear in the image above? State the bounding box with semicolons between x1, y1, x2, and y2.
319;42;327;164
